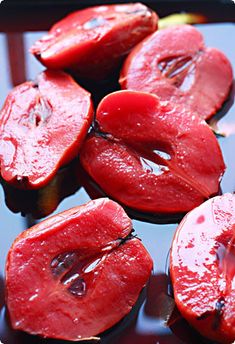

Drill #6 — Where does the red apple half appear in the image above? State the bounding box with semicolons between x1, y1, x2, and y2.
6;198;153;341
31;3;158;81
120;25;233;120
0;70;93;189
80;90;225;215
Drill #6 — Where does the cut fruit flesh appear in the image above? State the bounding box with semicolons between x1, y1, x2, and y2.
0;70;93;189
31;3;158;80
120;25;233;120
6;198;153;341
170;193;235;343
80;90;225;214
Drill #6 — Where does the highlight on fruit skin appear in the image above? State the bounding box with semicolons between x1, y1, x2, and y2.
6;198;153;341
0;70;93;190
170;193;235;344
30;3;158;81
120;24;233;120
80;90;225;215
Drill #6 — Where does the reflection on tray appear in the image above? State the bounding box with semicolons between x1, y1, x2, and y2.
1;160;81;220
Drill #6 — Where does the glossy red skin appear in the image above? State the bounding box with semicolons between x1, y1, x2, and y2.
0;70;93;189
170;193;235;343
120;25;233;120
80;90;225;214
30;3;158;81
6;198;153;341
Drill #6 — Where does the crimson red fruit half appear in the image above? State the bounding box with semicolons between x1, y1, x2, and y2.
170;193;235;343
6;198;153;340
120;25;233;120
80;90;225;215
30;3;158;81
0;70;93;189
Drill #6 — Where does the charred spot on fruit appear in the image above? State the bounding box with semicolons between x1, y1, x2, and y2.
83;17;107;30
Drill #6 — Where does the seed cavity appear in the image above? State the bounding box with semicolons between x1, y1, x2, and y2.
140;157;169;175
50;234;136;298
158;55;197;91
51;252;77;277
29;96;52;127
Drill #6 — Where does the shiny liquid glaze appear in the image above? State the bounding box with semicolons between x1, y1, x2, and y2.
0;18;235;344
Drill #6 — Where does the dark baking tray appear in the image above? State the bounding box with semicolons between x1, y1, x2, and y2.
0;1;235;343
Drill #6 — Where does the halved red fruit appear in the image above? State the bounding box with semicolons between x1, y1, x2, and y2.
80;90;225;215
170;193;235;343
0;70;93;189
6;198;153;341
120;25;233;120
30;3;158;81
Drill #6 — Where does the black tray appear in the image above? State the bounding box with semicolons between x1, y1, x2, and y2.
0;2;235;343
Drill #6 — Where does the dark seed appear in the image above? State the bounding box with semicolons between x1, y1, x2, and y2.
68;278;86;297
51;252;77;277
